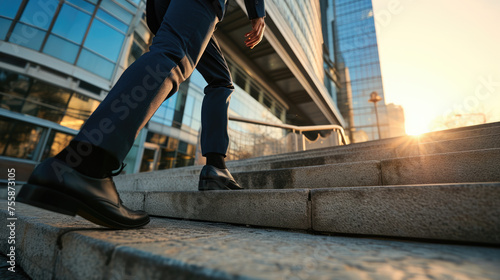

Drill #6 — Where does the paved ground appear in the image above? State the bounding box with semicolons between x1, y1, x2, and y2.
99;218;500;280
2;201;500;279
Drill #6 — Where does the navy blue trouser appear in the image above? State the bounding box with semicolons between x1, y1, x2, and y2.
74;0;233;166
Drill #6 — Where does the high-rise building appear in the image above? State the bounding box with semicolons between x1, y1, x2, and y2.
333;0;391;141
385;103;405;137
0;0;345;182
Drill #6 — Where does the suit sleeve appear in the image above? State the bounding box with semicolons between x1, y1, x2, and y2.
244;0;266;19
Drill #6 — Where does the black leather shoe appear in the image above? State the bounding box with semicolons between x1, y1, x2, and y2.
199;165;243;191
17;158;150;229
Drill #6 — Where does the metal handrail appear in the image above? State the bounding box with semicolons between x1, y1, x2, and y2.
228;115;349;146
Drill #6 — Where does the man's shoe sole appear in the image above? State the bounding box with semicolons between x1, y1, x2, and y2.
17;184;149;229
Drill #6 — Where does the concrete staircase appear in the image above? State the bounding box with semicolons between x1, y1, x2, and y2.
113;121;500;244
3;122;500;279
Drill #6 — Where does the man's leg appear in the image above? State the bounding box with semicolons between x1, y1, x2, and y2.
73;0;218;169
196;36;242;190
17;0;220;228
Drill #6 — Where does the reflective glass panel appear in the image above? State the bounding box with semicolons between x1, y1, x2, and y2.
0;69;30;98
0;0;23;18
139;147;157;172
51;4;91;43
21;80;72;123
114;0;137;12
0;118;44;160
158;146;176;170
0;69;30;112
83;19;125;61
41;130;74;160
100;0;133;24
0;117;9;155
0;18;12;40
43;35;80;63
61;93;99;129
66;0;96;13
9;23;46;50
127;39;145;66
21;100;65;123
96;9;128;32
19;0;58;29
26;80;72;109
175;141;195;167
77;49;115;79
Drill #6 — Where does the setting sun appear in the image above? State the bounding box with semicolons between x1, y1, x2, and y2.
373;0;500;133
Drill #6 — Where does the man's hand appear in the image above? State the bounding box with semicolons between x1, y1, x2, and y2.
245;17;266;49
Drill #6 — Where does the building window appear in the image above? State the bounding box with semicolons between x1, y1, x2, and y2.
100;0;134;24
66;0;96;13
127;31;149;66
0;18;12;40
41;130;73;160
0;69;30;112
0;0;23;19
96;9;128;33
0;67;101;130
51;4;92;43
21;80;71;124
82;19;125;62
176;140;195;167
19;0;58;30
43;35;80;63
61;93;100;129
77;49;116;79
0;117;44;160
10;23;46;50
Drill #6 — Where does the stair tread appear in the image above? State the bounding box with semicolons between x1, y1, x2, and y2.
110;182;500;244
115;148;500;191
3;201;500;280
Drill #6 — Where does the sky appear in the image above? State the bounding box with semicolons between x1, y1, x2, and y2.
371;0;500;135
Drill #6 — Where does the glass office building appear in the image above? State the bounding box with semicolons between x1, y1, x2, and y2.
333;0;389;141
0;0;156;181
0;0;346;183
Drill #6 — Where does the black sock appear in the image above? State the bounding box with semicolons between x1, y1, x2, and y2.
206;152;226;169
55;140;121;178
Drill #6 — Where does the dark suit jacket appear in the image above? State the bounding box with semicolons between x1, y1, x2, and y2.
146;0;266;35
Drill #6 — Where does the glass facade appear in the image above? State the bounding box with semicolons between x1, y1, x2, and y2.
0;68;100;130
333;0;389;141
0;0;143;79
321;0;341;105
0;0;339;178
269;0;324;78
0;0;148;181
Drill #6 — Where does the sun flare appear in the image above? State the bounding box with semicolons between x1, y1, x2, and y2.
405;117;431;136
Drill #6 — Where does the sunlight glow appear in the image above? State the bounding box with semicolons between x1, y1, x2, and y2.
372;0;500;132
405;120;429;136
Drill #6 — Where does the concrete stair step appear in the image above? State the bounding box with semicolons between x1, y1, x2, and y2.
235;133;500;172
238;121;500;164
3;202;500;280
114;128;500;187
117;182;500;244
116;148;500;191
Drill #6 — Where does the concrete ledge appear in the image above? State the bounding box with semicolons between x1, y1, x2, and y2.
115;132;500;193
234;161;381;189
4;201;500;280
144;189;311;230
311;183;500;244
382;148;500;185
119;191;146;211
0;204;98;279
